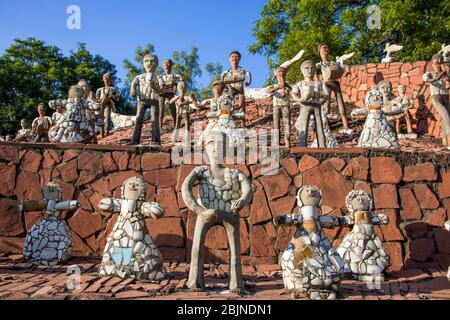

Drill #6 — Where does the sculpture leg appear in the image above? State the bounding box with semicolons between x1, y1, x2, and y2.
238;94;246;127
187;216;211;291
323;83;332;115
173;115;181;142
221;214;244;292
282;105;291;147
432;95;450;145
183;113;190;143
151;102;161;145
169;99;177;128
159;97;166;130
273;106;281;131
314;107;326;148
131;102;147;145
104;106;111;136
404;112;413;134
334;83;349;129
297;107;311;147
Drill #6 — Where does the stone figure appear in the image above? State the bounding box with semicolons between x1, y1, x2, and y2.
310;111;339;148
158;59;183;129
221;51;252;126
273;185;344;300
337;190;390;282
291;60;329;148
21;181;79;266
351;88;400;149
423;54;450;149
49;100;65;125
440;44;450;64
170;81;196;143
31;103;52;143
48;85;101;143
377;80;404;115
381;43;403;63
130;54;162;145
317;43;351;133
391;84;416;138
96;73;120;137
191;80;225;122
14;119;32;142
78;79;97;143
98;176;165;281
181;131;253;293
197;94;244;147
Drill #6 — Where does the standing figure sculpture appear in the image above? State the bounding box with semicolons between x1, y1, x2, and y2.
21;181;79;266
96;72;120;137
391;84;416;138
14;119;32;142
423;54;450;149
78;79;97;143
181;131;252;293
273;185;344;300
292;60;329;148
48;85;101;143
31;103;52;143
337;190;390;283
98;176;166;281
170;81;196;143
221;51;252;126
130;54;162;145
318;43;351;132
158;59;183;129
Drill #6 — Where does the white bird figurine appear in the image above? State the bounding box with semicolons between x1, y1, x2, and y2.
382;43;403;63
336;52;355;67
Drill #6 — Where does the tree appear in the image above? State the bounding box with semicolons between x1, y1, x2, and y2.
250;0;450;83
198;62;223;100
171;47;202;93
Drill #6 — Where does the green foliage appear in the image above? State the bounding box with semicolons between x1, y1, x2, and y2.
198;62;223;100
250;0;450;84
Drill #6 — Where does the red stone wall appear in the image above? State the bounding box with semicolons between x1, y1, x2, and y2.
0;143;449;272
340;61;444;138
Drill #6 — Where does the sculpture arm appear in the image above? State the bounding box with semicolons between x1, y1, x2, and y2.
181;168;205;216
98;198;121;213
130;76;139;98
319;215;342;228
48;99;67;110
231;173;253;213
141;202;164;219
55;200;80;211
245;70;252;87
95;88;102;102
19;200;48;213
112;87;121;102
371;213;389;225
351;108;369;118
273;214;303;227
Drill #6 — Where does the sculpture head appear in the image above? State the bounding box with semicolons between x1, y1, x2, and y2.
274;67;287;82
43;181;62;201
204;131;228;166
398;84;407;96
432;53;444;66
345;190;373;214
177;81;187;96
378;80;393;95
77;79;91;99
300;60;317;80
163;59;173;74
229;51;241;68
365;89;383;108
217;93;234;113
20;119;28;129
318;43;331;61
211;80;224;96
37;103;46;116
296;185;322;208
121;176;147;201
143;54;159;73
103;73;112;87
68;85;85;102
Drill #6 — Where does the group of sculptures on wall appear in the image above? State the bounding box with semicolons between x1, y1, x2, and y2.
5;43;450;151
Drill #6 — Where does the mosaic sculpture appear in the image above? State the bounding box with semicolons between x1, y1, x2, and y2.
181;131;252;293
78;79;97;143
31;103;52;143
337;190;390;282
273;185;344;300
98;176;165;281
14;119;32;142
158;59;183;129
21;182;78;266
170;81;195;143
96;72;120;137
391;84;416;139
191;80;225;122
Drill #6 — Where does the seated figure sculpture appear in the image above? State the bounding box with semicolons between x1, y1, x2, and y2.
98;176;165;281
21;181;79;266
14;119;32;142
337;190;390;282
292;60;329;148
48;85;102;143
181;131;253;293
391;84;416;139
191;80;225;123
273;185;344;300
351;88;400;149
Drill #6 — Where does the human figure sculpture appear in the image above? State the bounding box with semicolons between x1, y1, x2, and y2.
49;100;65;125
48;85;101;143
158;59;183;129
310;111;339;148
181;131;252;293
378;80;404;115
130;54;162;145
423;54;450;149
78;79;97;143
318;43;351;133
337;190;390;282
96;73;120;137
14;119;32;142
170;81;196;143
273;185;344;300
197;94;244;147
291;60;329;148
31;103;52;143
221;51;252;126
21;181;79;266
391;84;415;138
191;80;225;122
98;176;165;281
351;88;400;149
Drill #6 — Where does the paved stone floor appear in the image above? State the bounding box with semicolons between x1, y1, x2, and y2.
0;254;449;300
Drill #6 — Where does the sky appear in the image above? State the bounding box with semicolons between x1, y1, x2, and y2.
0;0;270;88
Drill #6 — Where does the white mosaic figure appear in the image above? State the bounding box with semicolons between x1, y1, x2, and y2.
337;190;390;283
352;88;400;149
21;182;78;266
197;94;244;147
48;85;101;143
182;131;253;293
98;177;165;281
273;185;344;300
